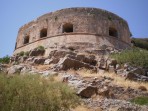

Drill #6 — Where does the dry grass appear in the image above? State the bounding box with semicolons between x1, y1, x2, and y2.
67;68;99;77
67;68;148;90
74;106;102;111
34;64;53;71
50;74;63;82
73;105;93;111
103;72;148;90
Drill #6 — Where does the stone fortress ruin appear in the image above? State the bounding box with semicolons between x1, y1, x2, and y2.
14;7;131;56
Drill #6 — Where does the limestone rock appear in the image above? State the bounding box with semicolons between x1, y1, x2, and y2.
125;72;137;81
98;86;110;98
7;65;24;74
130;68;145;75
77;86;98;98
19;56;28;63
76;54;97;66
125;71;148;82
55;56;96;71
29;49;45;56
49;50;76;59
98;58;107;70
44;59;53;65
33;57;46;64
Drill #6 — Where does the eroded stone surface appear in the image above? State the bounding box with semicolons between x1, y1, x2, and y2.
14;8;131;56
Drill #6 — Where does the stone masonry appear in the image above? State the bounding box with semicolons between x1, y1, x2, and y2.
14;7;131;56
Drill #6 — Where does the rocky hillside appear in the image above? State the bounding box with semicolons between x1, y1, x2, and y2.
0;46;148;111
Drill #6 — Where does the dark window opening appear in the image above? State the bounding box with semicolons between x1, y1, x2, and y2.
109;27;118;37
24;36;29;44
63;23;73;33
40;29;47;38
40;28;47;38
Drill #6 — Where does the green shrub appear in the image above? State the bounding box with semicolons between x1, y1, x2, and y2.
132;38;148;50
0;55;10;64
36;46;45;51
18;51;25;56
110;48;148;68
0;74;80;111
131;96;148;105
24;51;29;56
108;16;112;20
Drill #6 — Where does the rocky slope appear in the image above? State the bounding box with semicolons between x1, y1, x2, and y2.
1;48;148;111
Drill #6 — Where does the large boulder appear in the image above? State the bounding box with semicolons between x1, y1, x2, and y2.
106;59;117;71
98;58;107;70
49;50;76;59
130;68;145;75
125;71;148;82
29;49;45;56
77;86;98;98
33;57;46;64
19;56;28;63
48;50;97;67
98;86;112;98
7;65;24;75
55;56;96;71
76;54;97;66
48;50;76;64
44;59;53;65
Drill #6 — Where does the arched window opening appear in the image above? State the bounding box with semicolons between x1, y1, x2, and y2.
109;27;118;37
40;28;47;38
63;23;73;33
24;36;29;44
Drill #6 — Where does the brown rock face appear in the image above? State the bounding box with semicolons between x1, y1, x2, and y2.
55;56;96;71
77;86;98;98
29;49;45;56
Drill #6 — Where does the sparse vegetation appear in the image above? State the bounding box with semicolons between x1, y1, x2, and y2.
24;51;29;56
131;96;148;105
17;51;29;56
0;73;80;111
36;46;45;51
111;48;148;68
67;68;148;90
0;55;10;64
131;38;148;50
18;51;25;56
108;16;112;20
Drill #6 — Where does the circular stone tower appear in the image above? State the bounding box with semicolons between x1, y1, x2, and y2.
14;7;131;56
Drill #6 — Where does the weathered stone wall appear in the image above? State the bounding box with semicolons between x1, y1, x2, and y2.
14;7;131;55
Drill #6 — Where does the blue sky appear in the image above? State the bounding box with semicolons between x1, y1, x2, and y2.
0;0;148;57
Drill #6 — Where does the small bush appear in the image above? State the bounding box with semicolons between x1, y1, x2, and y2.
24;51;29;56
18;51;25;56
108;16;112;20
131;96;148;105
110;48;148;68
0;55;10;64
36;46;45;51
0;73;80;111
132;38;148;50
